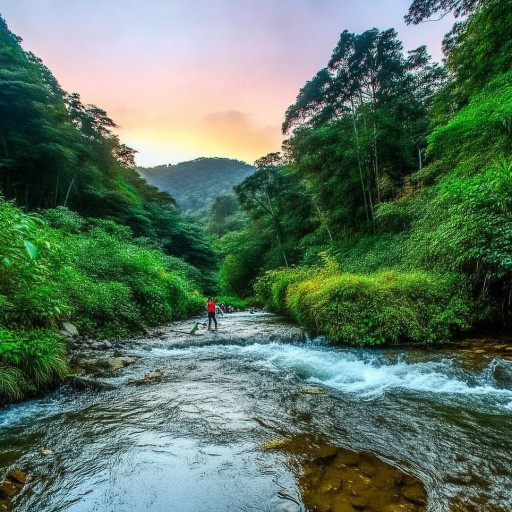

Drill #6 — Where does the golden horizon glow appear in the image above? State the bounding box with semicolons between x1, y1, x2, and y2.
0;1;456;166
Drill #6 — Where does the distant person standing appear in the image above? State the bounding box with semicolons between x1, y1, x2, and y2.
207;297;217;330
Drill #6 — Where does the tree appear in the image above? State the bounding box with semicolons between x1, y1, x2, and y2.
405;0;484;24
235;153;316;268
283;28;443;227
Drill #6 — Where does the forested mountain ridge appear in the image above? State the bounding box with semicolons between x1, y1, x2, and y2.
138;157;254;213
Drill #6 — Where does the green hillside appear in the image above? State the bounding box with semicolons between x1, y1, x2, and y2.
138;158;254;213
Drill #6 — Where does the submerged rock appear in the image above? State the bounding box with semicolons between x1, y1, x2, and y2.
128;368;163;386
0;481;20;499
71;377;117;391
264;435;427;512
73;358;111;371
108;356;134;369
6;471;26;486
0;469;27;510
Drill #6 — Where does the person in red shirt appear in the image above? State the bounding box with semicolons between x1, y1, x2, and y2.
207;297;217;330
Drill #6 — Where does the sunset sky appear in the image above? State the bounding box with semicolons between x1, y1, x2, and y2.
0;1;455;167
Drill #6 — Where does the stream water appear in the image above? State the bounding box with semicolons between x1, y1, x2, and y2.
0;312;511;511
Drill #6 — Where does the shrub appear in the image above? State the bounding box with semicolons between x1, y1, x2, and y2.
46;222;205;336
0;328;68;404
256;267;473;345
0;198;67;328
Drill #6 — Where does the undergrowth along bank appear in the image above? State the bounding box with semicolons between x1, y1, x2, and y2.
255;264;473;346
0;199;205;404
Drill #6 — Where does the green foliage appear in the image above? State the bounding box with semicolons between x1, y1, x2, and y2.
206;194;246;237
0;328;68;404
283;28;445;227
0;198;205;339
408;159;512;315
43;207;205;336
257;267;472;345
235;153;317;269
442;0;512;103
0;198;68;328
405;0;483;24
425;70;512;178
217;229;267;297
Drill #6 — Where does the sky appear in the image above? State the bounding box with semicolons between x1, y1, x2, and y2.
0;1;456;167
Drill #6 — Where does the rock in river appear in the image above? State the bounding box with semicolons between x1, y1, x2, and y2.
108;357;135;369
0;469;27;510
59;322;79;339
264;435;427;512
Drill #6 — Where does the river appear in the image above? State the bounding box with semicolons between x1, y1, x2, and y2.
0;312;511;511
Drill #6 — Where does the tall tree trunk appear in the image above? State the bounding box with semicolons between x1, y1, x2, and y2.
370;85;381;205
54;167;60;207
63;174;77;207
350;101;371;225
265;188;289;268
314;202;333;242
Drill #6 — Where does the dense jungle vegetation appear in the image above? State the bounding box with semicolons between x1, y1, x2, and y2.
214;0;512;344
0;16;214;402
1;0;511;404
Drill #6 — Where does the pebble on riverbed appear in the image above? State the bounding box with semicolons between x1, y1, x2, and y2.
264;435;427;512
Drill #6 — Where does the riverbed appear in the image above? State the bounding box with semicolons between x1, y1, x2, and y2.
1;312;511;511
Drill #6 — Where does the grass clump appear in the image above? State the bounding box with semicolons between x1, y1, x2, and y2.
0;329;68;404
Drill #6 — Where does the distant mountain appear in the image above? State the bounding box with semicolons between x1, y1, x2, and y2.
138;157;254;213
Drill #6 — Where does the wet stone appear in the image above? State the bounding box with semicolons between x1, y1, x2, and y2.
108;357;134;369
0;481;21;499
402;482;428;505
6;470;26;485
71;377;117;391
128;369;163;386
265;435;427;512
